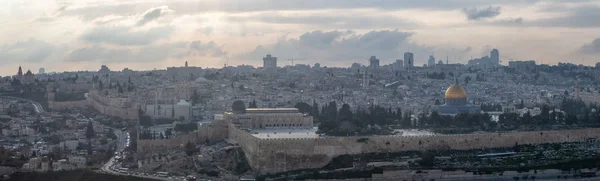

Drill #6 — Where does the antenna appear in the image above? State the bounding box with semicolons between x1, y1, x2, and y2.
287;57;305;66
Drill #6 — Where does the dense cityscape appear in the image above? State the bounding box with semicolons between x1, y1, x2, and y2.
1;49;600;180
3;0;600;181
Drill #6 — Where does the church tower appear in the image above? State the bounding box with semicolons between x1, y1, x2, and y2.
17;66;23;76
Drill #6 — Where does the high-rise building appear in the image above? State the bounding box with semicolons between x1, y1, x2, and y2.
491;49;499;65
467;48;500;67
263;54;277;69
428;55;435;67
395;59;404;71
404;52;414;68
368;56;380;69
38;68;45;74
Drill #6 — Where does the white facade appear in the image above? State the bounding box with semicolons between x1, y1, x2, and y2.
144;99;192;120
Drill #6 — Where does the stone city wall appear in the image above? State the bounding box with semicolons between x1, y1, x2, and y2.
137;122;229;153
86;92;139;120
48;100;89;111
239;128;600;174
57;83;93;92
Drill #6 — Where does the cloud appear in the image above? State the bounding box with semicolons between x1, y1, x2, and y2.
579;38;600;55
462;6;501;20
0;39;60;63
137;6;173;26
236;29;434;66
532;5;600;28
189;41;228;57
461;46;472;53
66;41;227;63
198;27;214;36
60;0;541;21
33;5;69;22
80;26;174;46
227;12;420;29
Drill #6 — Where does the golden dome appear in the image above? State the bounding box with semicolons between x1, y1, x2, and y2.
445;81;467;99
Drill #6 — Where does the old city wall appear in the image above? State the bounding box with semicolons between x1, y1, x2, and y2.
247;128;600;174
228;124;262;170
57;83;93;92
48;100;89;111
137;122;229;153
86;92;139;120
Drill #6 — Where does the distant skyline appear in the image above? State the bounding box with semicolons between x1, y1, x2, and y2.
2;0;600;76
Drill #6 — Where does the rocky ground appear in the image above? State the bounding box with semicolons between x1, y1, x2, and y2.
134;141;253;180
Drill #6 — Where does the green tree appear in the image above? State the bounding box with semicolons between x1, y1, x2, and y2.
184;142;196;156
419;151;436;168
191;90;200;106
98;80;104;90
86;121;95;139
338;104;353;121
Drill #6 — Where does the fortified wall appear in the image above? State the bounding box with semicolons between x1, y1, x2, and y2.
137;121;229;153
48;100;89;111
231;127;600;174
86;91;139;120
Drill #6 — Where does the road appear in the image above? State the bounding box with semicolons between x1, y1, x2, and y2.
0;96;178;180
0;96;44;114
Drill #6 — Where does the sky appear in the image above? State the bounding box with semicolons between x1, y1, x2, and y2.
1;0;600;75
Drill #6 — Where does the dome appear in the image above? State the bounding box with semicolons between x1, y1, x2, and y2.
444;80;467;99
231;100;246;114
195;77;209;83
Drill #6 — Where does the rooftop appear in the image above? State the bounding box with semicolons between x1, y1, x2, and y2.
250;127;319;139
245;108;300;114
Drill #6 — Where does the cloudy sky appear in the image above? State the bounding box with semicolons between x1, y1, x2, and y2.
1;0;600;75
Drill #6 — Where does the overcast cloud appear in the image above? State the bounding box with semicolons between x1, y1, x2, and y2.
462;6;502;20
1;0;600;74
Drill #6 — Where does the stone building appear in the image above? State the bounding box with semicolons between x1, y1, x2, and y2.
226;101;313;129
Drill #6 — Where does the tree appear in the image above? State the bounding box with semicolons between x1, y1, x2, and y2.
165;129;173;139
191;90;200;106
294;102;312;114
338;104;353;121
86;121;95;140
87;141;93;155
311;101;320;118
419;151;435;168
117;83;124;94
184;142;196;156
98;80;104;90
249;99;258;108
464;76;471;85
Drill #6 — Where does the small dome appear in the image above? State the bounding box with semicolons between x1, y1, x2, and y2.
445;80;467;99
176;99;190;106
195;77;209;83
231;100;246;114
